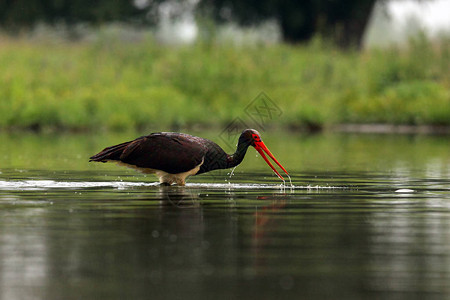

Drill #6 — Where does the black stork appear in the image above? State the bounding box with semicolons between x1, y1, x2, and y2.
89;129;289;185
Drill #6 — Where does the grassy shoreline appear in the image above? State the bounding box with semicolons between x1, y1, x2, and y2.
0;34;449;132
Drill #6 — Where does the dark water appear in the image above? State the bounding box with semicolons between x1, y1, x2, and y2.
0;132;449;299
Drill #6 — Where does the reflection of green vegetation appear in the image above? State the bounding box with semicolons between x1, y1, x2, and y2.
0;34;448;131
1;132;449;180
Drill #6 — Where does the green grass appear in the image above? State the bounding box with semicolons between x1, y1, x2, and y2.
0;33;449;131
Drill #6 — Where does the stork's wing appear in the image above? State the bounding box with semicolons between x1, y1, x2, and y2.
117;133;208;174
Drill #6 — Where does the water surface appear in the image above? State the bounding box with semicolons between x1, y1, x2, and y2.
0;132;449;299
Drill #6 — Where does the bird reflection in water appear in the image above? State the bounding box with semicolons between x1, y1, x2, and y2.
156;186;200;207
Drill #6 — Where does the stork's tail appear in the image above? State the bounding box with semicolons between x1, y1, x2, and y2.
89;141;131;162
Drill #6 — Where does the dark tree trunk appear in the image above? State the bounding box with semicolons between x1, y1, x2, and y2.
276;0;378;49
331;0;377;49
278;1;315;43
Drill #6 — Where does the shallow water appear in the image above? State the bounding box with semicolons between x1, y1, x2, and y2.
0;132;449;299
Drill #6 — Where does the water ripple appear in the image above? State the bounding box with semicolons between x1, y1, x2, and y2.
0;179;348;191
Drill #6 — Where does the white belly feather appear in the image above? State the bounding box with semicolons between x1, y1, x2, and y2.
112;158;204;186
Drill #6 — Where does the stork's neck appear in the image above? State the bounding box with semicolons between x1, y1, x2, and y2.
227;140;251;168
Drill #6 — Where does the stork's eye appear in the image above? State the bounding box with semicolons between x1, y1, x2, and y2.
252;134;261;142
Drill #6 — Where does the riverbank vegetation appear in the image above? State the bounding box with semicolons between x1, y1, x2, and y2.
0;32;448;132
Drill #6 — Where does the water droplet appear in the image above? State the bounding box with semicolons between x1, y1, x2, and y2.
286;174;294;188
169;234;177;242
229;167;237;179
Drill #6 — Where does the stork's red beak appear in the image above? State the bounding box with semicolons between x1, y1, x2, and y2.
254;141;289;181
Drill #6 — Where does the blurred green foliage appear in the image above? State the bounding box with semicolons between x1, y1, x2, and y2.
0;33;448;132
